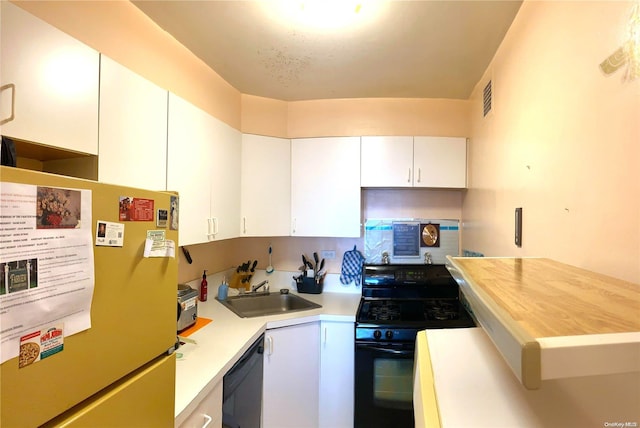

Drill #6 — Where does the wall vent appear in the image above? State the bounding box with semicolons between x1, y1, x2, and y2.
482;80;492;117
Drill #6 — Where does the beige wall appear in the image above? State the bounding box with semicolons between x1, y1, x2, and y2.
463;1;640;283
240;95;289;138
286;98;470;138
240;95;471;138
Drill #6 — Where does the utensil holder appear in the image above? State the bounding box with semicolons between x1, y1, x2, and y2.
296;276;324;294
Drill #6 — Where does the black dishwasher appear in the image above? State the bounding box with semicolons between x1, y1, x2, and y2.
222;334;264;428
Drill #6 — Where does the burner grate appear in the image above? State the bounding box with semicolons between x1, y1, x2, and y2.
425;300;460;321
362;301;402;321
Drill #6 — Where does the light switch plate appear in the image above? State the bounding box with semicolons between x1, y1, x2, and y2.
321;250;336;259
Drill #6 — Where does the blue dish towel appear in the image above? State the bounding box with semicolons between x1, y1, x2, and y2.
340;245;365;286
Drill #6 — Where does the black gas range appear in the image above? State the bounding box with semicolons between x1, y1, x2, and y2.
354;264;475;428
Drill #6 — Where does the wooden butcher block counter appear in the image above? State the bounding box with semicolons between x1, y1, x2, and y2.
446;257;640;390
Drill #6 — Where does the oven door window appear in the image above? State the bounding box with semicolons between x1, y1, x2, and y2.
374;358;413;409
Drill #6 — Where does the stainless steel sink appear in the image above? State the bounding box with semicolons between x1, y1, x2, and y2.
217;292;322;318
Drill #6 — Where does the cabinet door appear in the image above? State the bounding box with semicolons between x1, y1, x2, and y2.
291;137;361;237
319;321;354;428
179;381;223;428
360;136;414;187
0;2;99;155
167;93;214;246
263;322;320;428
413;137;467;188
240;134;291;236
208;120;241;241
98;55;167;190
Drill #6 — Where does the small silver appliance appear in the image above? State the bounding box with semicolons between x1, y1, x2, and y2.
177;284;198;331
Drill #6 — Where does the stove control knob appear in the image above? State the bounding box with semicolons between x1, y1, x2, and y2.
373;330;382;340
385;330;394;340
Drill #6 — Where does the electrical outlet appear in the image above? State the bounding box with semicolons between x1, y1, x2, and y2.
321;250;336;260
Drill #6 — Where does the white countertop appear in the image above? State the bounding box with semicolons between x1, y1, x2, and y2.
174;269;361;426
415;328;640;427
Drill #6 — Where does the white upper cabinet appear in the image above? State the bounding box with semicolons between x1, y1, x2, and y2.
209;114;241;241
360;136;414;186
240;134;291;237
413;136;467;188
291;137;361;238
0;2;99;155
167;94;212;246
98;55;167;190
167;93;240;246
361;136;467;188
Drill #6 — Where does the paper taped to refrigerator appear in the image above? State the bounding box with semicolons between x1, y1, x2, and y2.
0;182;94;364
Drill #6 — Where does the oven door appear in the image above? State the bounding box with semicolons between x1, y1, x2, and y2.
354;341;415;428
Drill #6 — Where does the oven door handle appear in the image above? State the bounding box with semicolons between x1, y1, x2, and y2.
357;344;414;356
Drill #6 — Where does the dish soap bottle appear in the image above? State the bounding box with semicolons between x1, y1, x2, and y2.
218;276;229;301
200;270;208;302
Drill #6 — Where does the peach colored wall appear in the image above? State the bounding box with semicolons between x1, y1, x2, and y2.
287;98;470;138
463;1;640;283
240;95;471;138
240;95;289;138
14;0;241;129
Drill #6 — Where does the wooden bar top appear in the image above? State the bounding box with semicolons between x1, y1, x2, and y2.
450;258;640;338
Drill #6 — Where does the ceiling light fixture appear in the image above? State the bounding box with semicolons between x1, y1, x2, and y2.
264;0;386;31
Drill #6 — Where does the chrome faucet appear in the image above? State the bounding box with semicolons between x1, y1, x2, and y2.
251;280;269;293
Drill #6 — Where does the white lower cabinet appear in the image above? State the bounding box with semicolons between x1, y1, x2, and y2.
263;322;320;428
179;381;223;428
319;321;354;428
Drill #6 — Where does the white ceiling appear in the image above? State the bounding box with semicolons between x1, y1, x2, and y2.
132;1;523;101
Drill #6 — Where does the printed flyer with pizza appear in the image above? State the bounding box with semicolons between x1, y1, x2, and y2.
19;325;64;368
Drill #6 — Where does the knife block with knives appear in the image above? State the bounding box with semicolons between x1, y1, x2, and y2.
230;260;257;292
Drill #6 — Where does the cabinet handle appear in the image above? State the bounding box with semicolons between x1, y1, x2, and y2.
242;216;247;234
417;168;422;183
292;218;296;234
265;335;273;355
0;83;16;125
324;327;327;345
207;218;214;237
202;414;212;428
207;218;219;237
407;168;411;183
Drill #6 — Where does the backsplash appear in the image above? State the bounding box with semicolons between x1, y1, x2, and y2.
364;218;460;265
